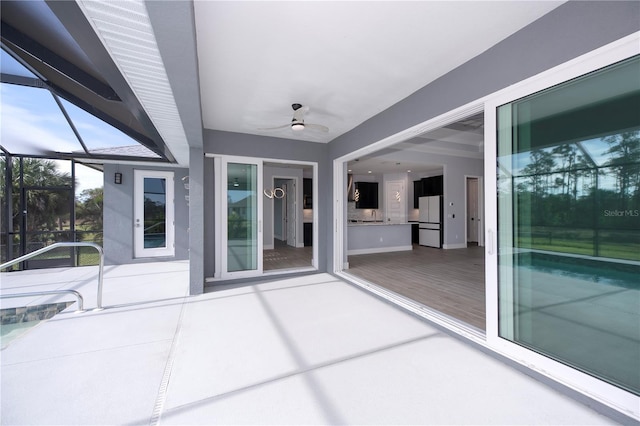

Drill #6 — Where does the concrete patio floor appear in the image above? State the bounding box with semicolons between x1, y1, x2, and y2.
1;261;619;425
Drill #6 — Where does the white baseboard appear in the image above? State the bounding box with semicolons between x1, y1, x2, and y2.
296;242;304;248
348;245;413;256
343;262;350;269
264;244;274;250
443;243;467;249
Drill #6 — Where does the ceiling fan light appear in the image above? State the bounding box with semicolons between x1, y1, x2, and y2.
291;122;305;131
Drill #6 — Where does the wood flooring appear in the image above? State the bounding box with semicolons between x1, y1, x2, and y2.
263;239;313;271
346;244;486;330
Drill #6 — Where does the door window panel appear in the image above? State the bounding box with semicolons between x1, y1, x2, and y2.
497;55;640;395
143;177;167;249
227;163;258;272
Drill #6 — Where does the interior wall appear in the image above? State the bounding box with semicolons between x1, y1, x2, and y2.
103;163;189;265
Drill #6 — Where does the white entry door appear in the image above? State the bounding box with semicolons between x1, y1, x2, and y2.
134;170;175;258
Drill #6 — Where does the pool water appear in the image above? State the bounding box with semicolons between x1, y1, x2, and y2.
519;252;639;289
507;251;640;395
1;320;44;349
0;301;74;349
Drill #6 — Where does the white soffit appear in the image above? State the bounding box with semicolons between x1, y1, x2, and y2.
195;1;565;144
77;0;189;165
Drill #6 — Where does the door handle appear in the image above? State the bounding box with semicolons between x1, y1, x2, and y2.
488;229;494;255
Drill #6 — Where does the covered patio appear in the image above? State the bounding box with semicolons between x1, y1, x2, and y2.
1;263;615;425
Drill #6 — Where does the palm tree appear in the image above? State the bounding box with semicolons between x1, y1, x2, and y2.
0;156;73;238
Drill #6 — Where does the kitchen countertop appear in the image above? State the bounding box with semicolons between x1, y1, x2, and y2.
347;221;411;226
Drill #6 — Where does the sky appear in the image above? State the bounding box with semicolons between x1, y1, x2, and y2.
1;48;149;162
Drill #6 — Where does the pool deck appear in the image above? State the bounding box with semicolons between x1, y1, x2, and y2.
0;261;621;425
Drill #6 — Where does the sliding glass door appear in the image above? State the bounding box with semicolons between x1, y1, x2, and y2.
222;158;263;278
494;55;639;395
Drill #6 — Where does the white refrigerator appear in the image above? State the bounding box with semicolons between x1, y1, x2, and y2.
418;196;442;248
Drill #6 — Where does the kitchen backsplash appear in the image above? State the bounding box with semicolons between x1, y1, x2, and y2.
347;202;383;221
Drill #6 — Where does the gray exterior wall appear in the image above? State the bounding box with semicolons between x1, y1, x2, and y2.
326;0;640;271
140;0;639;287
103;163;189;265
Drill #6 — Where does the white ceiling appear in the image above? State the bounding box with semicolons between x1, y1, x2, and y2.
347;112;484;175
194;1;564;144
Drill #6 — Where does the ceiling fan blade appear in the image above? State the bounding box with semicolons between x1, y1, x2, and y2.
257;124;290;130
305;123;329;132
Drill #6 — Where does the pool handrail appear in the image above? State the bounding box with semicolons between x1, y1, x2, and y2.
0;242;104;310
0;289;84;312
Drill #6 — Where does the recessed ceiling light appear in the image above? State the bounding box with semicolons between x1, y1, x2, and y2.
407;170;412;173
367;171;372;174
348;169;352;172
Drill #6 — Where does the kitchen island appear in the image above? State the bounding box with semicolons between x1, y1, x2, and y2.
347;221;413;255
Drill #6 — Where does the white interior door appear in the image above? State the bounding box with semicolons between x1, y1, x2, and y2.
222;158;263;278
134;170;175;258
385;180;405;223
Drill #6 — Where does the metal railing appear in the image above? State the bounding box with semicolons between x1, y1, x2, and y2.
0;290;84;312
0;242;104;310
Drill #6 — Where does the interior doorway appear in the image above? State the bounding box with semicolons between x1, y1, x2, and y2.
273;178;296;247
263;165;313;272
338;109;487;332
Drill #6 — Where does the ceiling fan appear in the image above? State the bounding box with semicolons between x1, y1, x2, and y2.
259;103;329;133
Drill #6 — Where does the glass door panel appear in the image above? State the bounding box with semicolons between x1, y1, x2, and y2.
496;56;640;395
134;170;174;258
143;177;168;249
224;160;262;277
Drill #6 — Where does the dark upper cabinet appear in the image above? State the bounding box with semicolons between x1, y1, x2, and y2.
355;182;378;209
414;175;443;208
413;180;422;209
303;178;312;209
424;175;443;196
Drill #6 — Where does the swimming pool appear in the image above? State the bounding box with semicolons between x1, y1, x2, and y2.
519;251;639;289
0;301;74;349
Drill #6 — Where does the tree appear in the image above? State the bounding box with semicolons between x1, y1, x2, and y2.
0;157;73;232
76;187;103;230
602;131;640;206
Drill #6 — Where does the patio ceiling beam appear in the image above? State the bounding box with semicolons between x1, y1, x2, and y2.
0;73;46;88
1;21;121;101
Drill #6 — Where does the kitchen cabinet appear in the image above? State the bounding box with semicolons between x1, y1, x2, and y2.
303;178;312;208
413;175;443;208
355;182;378;209
303;222;312;246
411;223;419;244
